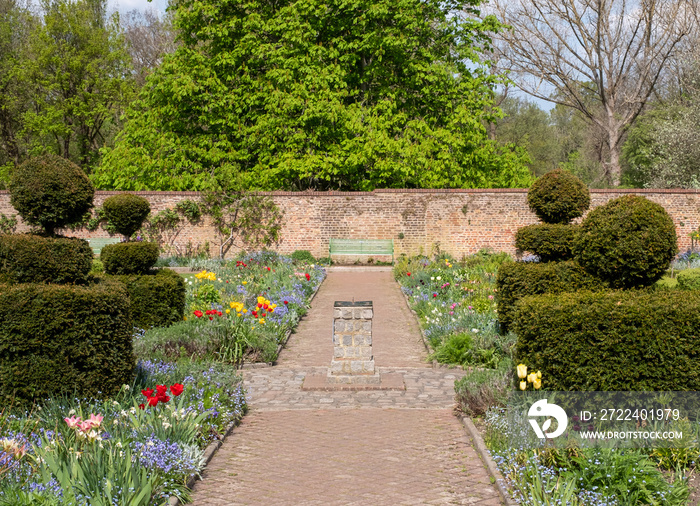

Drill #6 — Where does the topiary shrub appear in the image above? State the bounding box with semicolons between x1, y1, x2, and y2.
290;250;315;264
9;154;94;235
513;289;700;391
109;269;185;328
101;241;159;275
677;268;700;290
574;195;677;288
514;224;579;262
496;260;607;331
0;278;133;407
102;194;150;240
527;168;590;224
0;234;92;284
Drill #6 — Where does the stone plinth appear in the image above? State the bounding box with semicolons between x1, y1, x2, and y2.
328;301;379;384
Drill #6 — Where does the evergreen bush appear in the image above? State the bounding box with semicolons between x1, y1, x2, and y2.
574;195;677;288
514;224;579;262
677;268;700;290
513;289;700;390
9;154;94;235
101;242;159;275
102;194;150;239
0;234;92;284
108;269;185;328
0;278;133;406
496;260;607;331
527;168;590;224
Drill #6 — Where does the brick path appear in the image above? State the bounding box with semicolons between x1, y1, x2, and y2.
191;267;504;505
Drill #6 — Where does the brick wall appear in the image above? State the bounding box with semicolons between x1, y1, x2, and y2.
1;189;699;259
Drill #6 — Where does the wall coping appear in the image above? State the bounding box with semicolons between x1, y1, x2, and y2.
2;188;700;196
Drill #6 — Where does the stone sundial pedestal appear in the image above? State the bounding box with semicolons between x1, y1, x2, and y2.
302;300;405;391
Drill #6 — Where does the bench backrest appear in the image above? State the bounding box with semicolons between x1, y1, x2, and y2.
329;239;394;260
88;237;121;256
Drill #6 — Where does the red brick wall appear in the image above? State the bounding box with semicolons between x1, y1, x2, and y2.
1;189;698;259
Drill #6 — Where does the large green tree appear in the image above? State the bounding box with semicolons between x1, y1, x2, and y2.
93;0;532;191
21;0;133;171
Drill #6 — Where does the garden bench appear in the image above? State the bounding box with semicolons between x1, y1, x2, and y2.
328;238;394;264
87;237;121;255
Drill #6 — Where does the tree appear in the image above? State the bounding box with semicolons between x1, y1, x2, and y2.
0;0;35;180
21;0;134;171
93;0;533;191
120;7;176;87
489;0;697;186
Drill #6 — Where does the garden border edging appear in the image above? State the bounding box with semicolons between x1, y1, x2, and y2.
458;415;516;506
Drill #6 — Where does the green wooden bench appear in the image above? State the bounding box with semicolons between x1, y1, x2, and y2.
87;237;121;256
329;238;394;263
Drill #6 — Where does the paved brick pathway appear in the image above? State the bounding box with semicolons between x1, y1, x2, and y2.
191;267;504;505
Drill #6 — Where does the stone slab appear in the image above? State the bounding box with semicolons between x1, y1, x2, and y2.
301;372;405;391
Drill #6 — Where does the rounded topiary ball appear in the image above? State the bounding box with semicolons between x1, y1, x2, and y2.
527;169;590;224
9;154;94;235
574;195;677;288
102;194;150;240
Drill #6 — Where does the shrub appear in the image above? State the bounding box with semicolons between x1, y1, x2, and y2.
512;289;700;390
109;269;185;328
677;268;700;290
527;168;590;224
9;154;94;235
290;250;315;264
102;194;150;239
101;242;159;275
0;278;133;407
0;234;92;284
514;224;579;262
496;260;606;332
574;195;677;288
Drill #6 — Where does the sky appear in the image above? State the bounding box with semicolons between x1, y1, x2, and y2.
107;0;168;14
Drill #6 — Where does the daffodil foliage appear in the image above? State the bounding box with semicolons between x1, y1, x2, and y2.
93;0;533;191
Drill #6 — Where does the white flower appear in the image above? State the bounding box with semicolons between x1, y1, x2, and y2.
129;407;136;415
112;400;120;406
116;441;122;448
122;384;130;391
436;276;441;281
146;441;155;447
68;409;76;416
431;276;435;280
471;328;479;333
189;281;193;285
113;419;119;426
162;422;172;429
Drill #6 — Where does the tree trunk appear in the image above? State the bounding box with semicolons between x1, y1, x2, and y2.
605;129;622;187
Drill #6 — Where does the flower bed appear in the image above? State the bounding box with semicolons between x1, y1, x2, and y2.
0;252;324;504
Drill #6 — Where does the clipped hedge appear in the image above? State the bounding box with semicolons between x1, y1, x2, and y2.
0;278;134;406
101;241;159;275
109;269;185;328
496;260;606;331
677;268;700;290
513;290;700;391
574;195;677;288
9;154;94;235
527;169;590;224
0;234;92;284
514;224;579;262
102;194;150;239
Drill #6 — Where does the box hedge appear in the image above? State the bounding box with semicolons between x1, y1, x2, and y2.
0;278;134;407
102;194;150;239
101;241;159;275
514;224;579;262
527;169;590;224
496;260;607;331
677;268;700;290
512;289;700;391
109;268;185;328
0;234;92;284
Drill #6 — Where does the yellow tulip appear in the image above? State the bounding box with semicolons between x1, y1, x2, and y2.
533;378;542;390
536;371;542;379
226;309;230;314
519;381;527;391
242;281;247;285
516;364;528;379
527;372;537;384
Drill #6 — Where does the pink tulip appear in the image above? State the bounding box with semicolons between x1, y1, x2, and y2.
87;413;104;428
64;416;82;428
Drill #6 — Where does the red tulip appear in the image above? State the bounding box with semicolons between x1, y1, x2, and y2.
283;301;288;305
305;273;311;281
147;396;159;407
141;388;154;398
407;272;411;276
170;383;184;396
194;310;203;318
138;403;145;410
433;293;437;298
